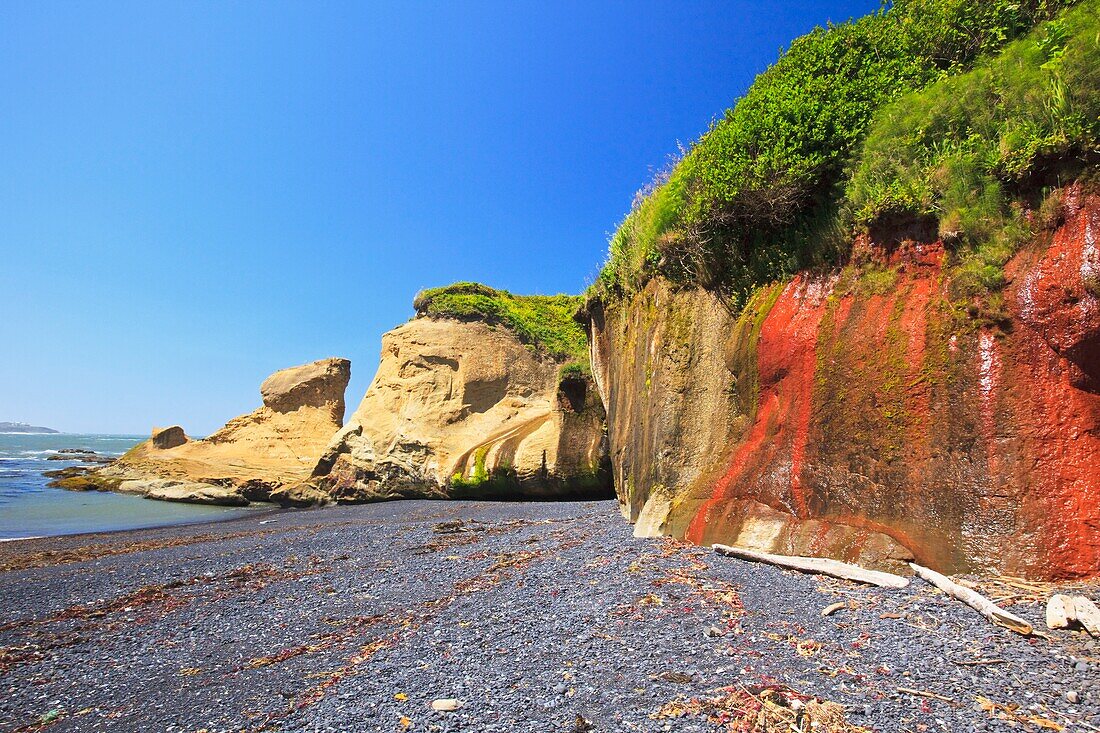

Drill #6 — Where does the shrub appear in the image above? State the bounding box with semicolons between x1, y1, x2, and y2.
414;282;588;361
594;0;1081;306
559;360;592;380
849;1;1100;300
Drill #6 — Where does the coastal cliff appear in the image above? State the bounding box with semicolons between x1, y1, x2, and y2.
66;358;351;505
583;0;1100;578
587;189;1100;577
282;284;612;505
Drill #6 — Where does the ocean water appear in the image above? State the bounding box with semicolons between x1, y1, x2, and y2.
0;433;263;540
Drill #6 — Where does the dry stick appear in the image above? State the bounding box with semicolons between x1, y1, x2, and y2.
950;657;1007;666
909;563;1033;635
896;687;960;706
712;544;910;589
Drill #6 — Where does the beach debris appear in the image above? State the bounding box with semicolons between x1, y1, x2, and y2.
433;520;470;534
713;544;910;588
1046;594;1100;636
570;714;594;732
976;695;1066;729
39;709;62;724
655;670;696;684
430;698;463;712
909;563;1033;635
1070;596;1100;635
822;601;847;617
652;683;870;732
896;686;959;706
1048;594;1075;629
949;656;1006;666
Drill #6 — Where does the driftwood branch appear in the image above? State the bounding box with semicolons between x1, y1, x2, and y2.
712;544;910;588
909;563;1033;635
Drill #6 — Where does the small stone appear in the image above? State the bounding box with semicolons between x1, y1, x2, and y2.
704;626;724;638
1066;690;1080;704
431;698;463;712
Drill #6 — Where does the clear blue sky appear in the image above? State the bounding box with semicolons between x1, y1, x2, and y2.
0;0;878;434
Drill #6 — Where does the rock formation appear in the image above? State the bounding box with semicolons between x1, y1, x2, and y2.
150;425;188;450
584;187;1100;579
280;289;612;505
76;358;351;505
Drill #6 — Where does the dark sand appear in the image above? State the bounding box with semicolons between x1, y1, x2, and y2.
1;500;1097;732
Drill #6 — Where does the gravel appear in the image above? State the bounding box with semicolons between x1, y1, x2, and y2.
0;499;1097;732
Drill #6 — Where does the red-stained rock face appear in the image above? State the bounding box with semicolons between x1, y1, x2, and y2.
591;189;1100;579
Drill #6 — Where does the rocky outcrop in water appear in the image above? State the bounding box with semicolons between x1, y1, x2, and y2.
280;309;612;505
73;358;351;505
585;187;1100;579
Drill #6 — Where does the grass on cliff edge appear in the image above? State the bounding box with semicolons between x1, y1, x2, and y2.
849;0;1100;311
593;0;1092;307
413;282;588;364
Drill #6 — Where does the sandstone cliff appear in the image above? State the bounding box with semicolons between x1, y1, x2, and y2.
585;188;1100;579
75;358;351;505
281;286;611;505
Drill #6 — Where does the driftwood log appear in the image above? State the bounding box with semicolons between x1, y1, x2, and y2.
712;544;910;588
909;563;1033;635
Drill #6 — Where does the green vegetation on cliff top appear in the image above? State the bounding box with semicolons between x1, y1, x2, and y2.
414;282;587;362
596;0;1098;307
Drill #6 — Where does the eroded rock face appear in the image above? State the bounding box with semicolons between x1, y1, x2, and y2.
88;358;351;505
588;188;1100;578
151;425;188;450
283;318;611;505
260;358;351;415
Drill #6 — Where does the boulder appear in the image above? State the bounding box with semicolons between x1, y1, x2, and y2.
151;425;188;450
119;479;248;507
260;358;352;415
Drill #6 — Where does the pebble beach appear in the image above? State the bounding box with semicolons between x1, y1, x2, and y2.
1;500;1098;732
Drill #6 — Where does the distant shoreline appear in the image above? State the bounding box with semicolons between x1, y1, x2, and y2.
0;422;60;434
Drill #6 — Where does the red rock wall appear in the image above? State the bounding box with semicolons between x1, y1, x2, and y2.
593;189;1100;578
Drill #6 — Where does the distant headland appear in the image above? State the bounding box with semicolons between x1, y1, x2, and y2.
0;422;59;434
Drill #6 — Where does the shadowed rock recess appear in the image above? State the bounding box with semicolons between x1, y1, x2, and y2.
583;190;1100;579
279;286;612;505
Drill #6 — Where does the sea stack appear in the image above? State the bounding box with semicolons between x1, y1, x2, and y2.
278;284;612;505
76;358;351;505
